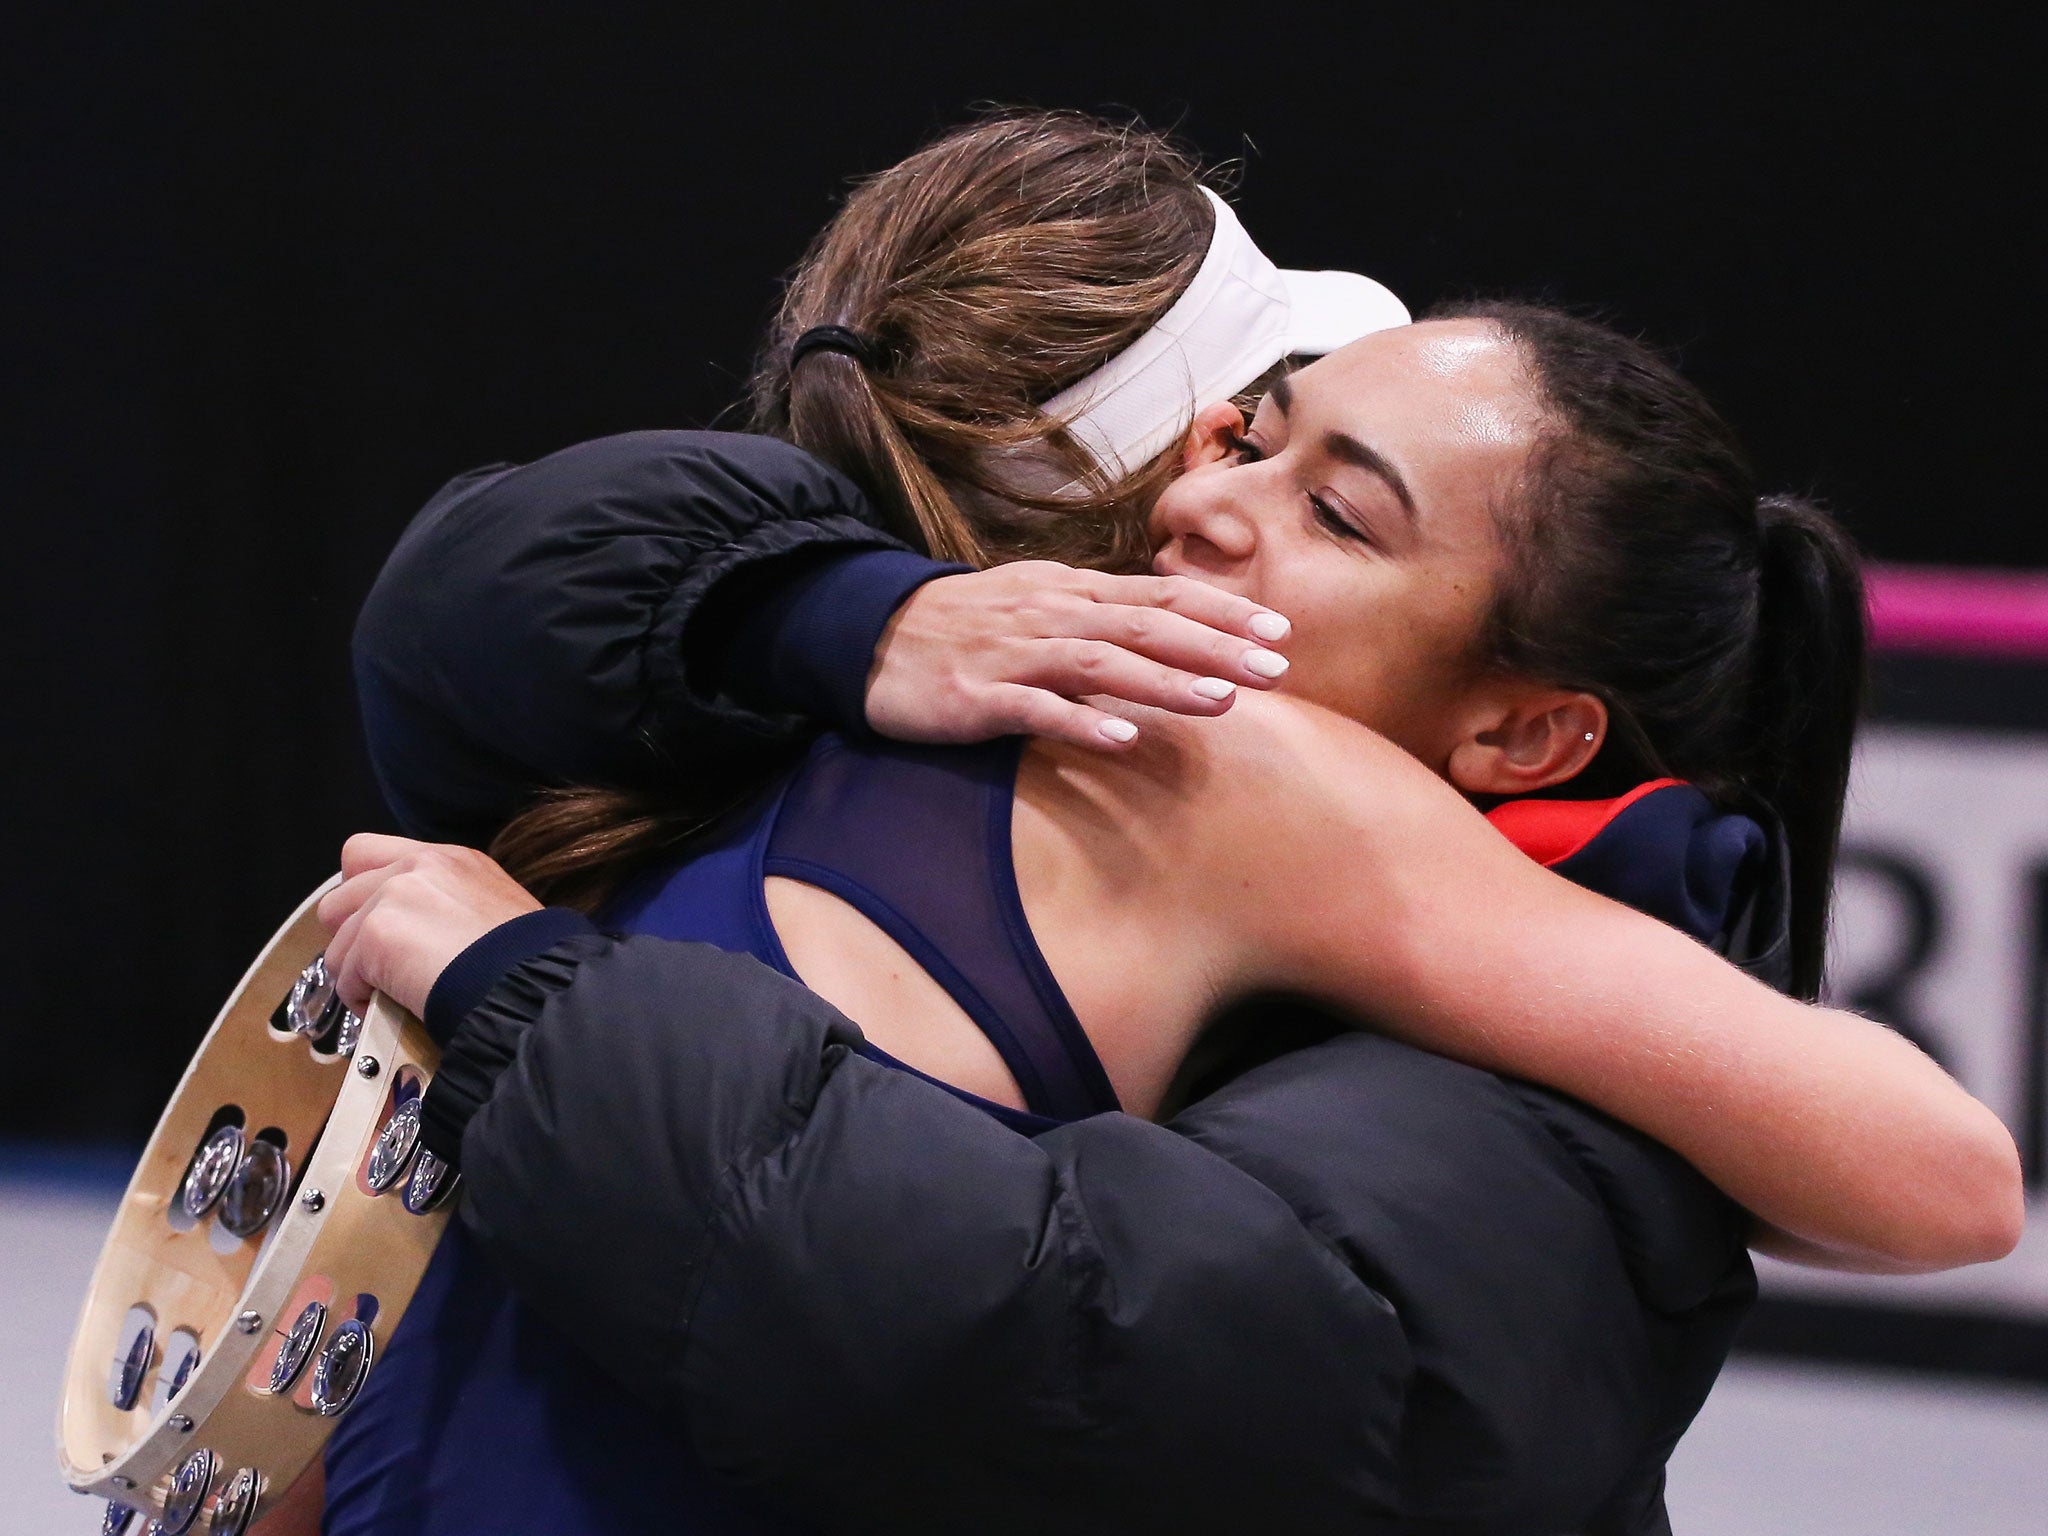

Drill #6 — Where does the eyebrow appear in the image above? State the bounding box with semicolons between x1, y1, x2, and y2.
1267;375;1418;520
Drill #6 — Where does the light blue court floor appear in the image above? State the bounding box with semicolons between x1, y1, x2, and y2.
10;1158;2048;1534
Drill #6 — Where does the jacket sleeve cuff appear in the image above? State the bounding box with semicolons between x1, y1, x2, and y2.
719;548;964;735
417;924;614;1166
423;907;601;1045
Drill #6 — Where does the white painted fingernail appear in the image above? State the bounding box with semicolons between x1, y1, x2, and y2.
1191;676;1237;701
1248;612;1290;643
1099;718;1139;743
1243;648;1290;679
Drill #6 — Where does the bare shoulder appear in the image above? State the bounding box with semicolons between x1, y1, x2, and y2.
1019;694;1527;1010
1132;692;1463;830
1029;692;1480;873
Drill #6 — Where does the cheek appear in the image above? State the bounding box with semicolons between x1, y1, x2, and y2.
1309;567;1467;660
1291;570;1494;730
1284;585;1416;709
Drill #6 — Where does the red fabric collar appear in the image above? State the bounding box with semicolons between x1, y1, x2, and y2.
1485;778;1688;867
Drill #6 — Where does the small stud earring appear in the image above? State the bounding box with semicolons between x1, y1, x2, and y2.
1583;732;1595;742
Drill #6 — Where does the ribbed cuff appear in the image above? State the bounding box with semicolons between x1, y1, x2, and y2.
418;925;611;1165
423;907;601;1046
723;548;964;735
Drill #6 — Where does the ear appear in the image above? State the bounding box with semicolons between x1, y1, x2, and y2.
1180;401;1246;471
1445;688;1608;799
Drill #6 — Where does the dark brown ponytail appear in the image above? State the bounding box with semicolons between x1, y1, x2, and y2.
1749;494;1868;995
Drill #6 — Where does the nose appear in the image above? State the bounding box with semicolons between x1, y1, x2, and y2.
1153;474;1259;575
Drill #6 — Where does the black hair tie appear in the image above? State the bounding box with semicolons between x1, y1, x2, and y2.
789;324;878;371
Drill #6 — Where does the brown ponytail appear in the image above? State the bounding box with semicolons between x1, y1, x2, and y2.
748;109;1218;571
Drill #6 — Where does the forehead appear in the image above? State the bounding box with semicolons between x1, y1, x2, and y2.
1283;319;1544;511
1292;319;1536;425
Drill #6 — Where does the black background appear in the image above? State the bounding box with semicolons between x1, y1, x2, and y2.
5;7;2041;1142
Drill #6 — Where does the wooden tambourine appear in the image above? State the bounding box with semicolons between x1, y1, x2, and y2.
58;880;457;1535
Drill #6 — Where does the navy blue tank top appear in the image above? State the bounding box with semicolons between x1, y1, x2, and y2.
323;735;1115;1535
611;732;1119;1126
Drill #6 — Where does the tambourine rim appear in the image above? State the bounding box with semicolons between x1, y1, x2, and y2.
56;877;451;1522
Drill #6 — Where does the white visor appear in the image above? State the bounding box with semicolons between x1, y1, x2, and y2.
1040;187;1410;484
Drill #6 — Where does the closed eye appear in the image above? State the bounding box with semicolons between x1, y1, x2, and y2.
1310;493;1373;548
1230;429;1370;546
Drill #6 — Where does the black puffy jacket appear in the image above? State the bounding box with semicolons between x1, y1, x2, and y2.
353;430;1765;1535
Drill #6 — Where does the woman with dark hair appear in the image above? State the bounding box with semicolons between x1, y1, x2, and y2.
320;114;2017;1535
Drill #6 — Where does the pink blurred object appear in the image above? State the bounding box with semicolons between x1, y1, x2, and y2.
1865;563;2048;658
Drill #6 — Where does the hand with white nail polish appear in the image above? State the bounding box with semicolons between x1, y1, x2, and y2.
865;561;1292;753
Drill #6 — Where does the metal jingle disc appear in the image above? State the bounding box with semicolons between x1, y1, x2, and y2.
152;1329;202;1413
217;1139;290;1239
267;1300;326;1394
284;954;337;1036
103;1500;139;1535
309;1318;374;1416
207;1466;262;1536
180;1125;245;1221
108;1307;154;1410
334;1006;364;1057
167;1345;200;1398
402;1147;458;1214
308;995;350;1052
158;1447;217;1536
365;1097;422;1194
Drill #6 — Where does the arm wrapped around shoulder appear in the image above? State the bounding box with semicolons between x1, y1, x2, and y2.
352;430;914;844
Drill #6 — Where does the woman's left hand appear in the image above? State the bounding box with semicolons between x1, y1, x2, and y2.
316;834;541;1017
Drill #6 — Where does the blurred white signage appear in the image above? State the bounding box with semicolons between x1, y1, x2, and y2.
1764;721;2048;1316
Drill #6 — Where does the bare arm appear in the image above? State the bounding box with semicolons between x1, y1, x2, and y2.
1222;700;2024;1275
